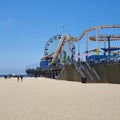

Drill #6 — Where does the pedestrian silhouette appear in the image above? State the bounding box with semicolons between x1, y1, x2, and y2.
20;75;23;82
17;76;19;82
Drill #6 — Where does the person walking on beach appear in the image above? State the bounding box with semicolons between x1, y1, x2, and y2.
17;76;19;82
4;75;7;79
20;75;23;82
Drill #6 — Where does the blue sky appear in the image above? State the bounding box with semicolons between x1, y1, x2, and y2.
0;0;120;74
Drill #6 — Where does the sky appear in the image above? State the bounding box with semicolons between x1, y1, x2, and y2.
0;0;120;74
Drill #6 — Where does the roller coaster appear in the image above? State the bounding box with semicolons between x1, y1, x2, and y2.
26;24;120;81
41;24;120;64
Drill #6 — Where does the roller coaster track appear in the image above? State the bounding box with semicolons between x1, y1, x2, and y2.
78;25;120;41
90;35;120;41
45;25;120;64
51;34;77;64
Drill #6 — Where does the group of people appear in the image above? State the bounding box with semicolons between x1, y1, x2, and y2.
4;74;24;82
17;75;23;82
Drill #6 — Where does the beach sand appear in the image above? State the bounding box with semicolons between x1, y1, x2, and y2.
0;77;120;120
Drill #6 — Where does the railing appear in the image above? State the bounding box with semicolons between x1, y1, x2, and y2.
86;61;100;81
91;68;100;81
74;64;86;78
86;61;92;71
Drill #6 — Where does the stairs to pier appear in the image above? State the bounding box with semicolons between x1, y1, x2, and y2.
80;62;101;83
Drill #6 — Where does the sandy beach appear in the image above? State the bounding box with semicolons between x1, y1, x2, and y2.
0;77;120;120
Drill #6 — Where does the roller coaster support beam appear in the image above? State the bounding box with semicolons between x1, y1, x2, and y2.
86;32;88;60
96;27;100;55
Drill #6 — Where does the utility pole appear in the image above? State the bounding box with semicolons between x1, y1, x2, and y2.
107;36;111;63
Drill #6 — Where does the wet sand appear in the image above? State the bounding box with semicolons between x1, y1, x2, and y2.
0;77;120;120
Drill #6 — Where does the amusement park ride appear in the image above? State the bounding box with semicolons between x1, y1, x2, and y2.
26;24;120;78
41;34;77;66
42;24;120;64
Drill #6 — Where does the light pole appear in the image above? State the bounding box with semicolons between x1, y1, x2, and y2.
107;36;111;62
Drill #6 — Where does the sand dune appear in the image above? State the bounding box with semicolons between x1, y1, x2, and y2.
0;77;120;120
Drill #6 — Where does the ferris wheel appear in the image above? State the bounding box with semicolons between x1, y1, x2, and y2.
44;35;62;56
43;34;76;62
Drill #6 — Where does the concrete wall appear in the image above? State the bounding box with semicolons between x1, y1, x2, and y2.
93;64;120;84
59;63;120;84
59;64;82;82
